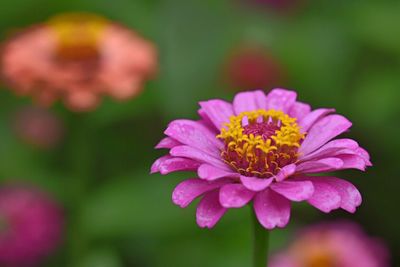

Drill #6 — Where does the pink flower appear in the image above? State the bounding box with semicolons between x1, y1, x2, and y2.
269;221;389;267
223;46;284;91
0;185;64;266
1;12;157;112
12;106;64;149
152;89;371;229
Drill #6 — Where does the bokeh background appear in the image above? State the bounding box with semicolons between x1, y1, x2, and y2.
0;0;399;266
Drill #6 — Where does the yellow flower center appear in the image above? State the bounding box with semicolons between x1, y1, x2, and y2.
217;109;305;178
307;254;337;267
48;13;108;61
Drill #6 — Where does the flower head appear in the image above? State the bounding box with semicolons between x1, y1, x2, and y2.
269;221;389;267
1;12;157;111
12;106;64;149
152;89;371;229
0;185;64;266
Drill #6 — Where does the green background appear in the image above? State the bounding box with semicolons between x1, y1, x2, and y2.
0;0;398;266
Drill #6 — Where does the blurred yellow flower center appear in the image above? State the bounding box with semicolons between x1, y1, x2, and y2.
48;13;108;61
307;254;336;267
217;109;304;178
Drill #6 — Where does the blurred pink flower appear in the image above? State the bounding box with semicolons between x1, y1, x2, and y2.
1;13;157;112
152;89;371;229
223;46;284;91
12;106;64;149
0;185;64;266
269;221;389;267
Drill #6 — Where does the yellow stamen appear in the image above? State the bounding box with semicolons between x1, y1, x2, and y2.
217;109;305;178
47;12;109;60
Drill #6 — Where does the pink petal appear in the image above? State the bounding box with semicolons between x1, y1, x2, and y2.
198;164;239;181
274;164;296;182
151;155;200;174
253;189;291;229
198;110;217;131
165;119;222;156
170;145;226;169
271;180;314;201
336;154;367;171
288;101;311;121
240;176;274;191
265;88;297;113
299;115;352;156
196;190;227;228
173;179;228;208
298;108;335;132
233;90;268;114
198;99;234;130
219;184;255;208
299;138;359;162
353;147;372;166
300;176;341;213
155;137;181;149
316;177;362;213
296;158;344;173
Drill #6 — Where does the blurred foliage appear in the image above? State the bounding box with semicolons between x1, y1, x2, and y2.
0;0;399;266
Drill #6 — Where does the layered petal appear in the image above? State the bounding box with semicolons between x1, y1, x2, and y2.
299;138;359;162
288;101;311;121
299;139;371;171
219;184;255;208
315;177;362;213
170;145;226;169
271;180;314;201
155;137;181;149
296;158;344;173
265;88;297;113
254;189;291;229
199;99;234;130
198;164;239;181
196;190;227;228
151;155;200;174
172;178;229;208
233;90;267;114
274;164;296;182
300;177;341;213
351;147;372;166
198;109;216;130
336;154;368;171
298;108;335;132
300;115;352;155
165;120;222;156
240;176;274;192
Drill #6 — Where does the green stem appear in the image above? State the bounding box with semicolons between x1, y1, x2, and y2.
252;211;269;267
66;115;94;266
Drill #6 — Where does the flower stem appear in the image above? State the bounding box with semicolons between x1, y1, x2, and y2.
66;115;93;266
252;211;269;267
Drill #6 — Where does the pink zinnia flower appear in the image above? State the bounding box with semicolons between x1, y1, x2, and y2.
0;185;64;266
269;221;389;267
152;89;371;229
223;46;284;91
12;106;64;149
1;12;157;111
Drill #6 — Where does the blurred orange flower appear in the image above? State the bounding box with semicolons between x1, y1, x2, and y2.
1;13;157;111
